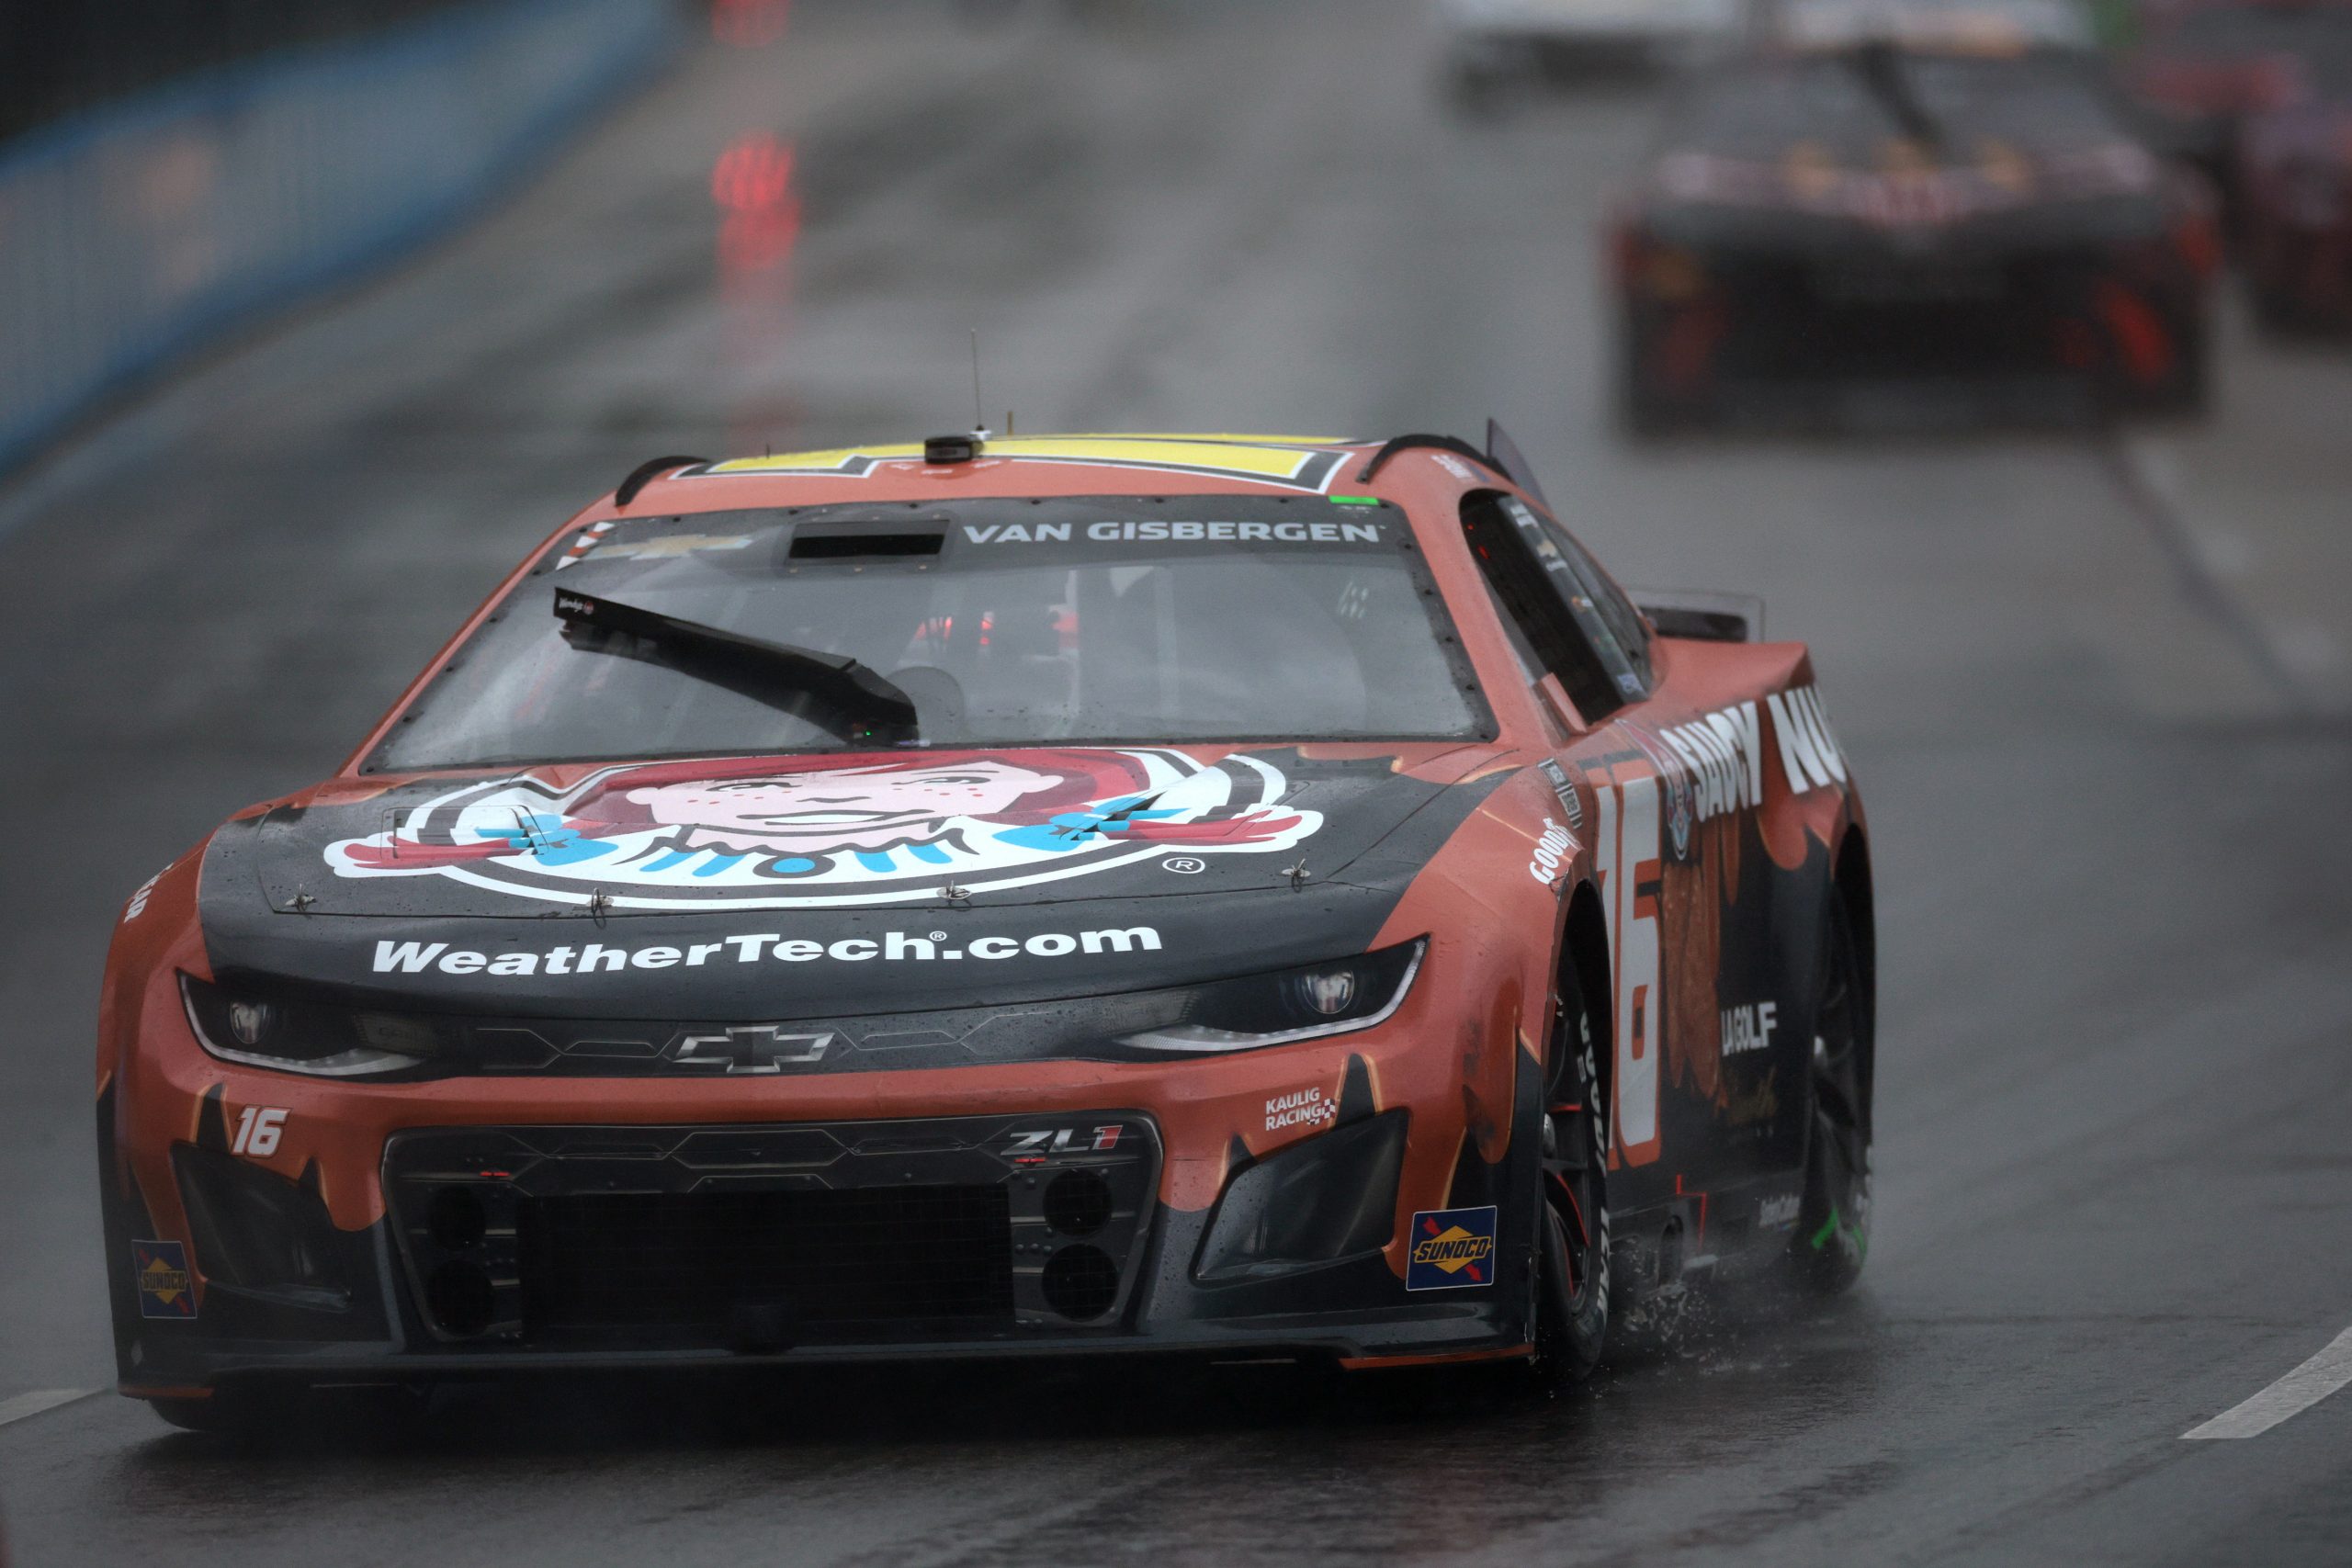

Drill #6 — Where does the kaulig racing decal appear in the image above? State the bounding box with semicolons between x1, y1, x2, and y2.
327;749;1319;910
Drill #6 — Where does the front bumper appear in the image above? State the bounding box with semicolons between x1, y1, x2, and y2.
1620;235;2208;423
102;1055;1540;1393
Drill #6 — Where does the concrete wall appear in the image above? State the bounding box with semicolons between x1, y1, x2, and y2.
0;0;682;475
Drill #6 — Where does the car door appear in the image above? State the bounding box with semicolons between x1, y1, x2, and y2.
1456;491;1777;1213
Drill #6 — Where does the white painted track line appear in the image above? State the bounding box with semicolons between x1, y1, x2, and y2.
2184;1328;2352;1440
0;1389;93;1428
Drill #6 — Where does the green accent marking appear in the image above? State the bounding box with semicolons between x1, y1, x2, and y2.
1808;1205;1840;1251
1329;495;1382;507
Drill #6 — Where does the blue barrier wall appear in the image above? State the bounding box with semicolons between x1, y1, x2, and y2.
0;0;682;476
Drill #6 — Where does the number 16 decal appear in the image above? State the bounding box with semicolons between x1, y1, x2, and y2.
232;1106;288;1157
1593;769;1663;1167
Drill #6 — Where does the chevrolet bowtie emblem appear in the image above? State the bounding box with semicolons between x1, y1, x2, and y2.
673;1026;833;1074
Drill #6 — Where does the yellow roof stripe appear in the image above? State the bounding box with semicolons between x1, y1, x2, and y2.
704;434;1360;491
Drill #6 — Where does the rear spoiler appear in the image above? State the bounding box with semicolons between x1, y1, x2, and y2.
1631;588;1765;643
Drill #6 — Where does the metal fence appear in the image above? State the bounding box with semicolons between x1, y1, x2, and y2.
0;0;682;476
0;1;480;143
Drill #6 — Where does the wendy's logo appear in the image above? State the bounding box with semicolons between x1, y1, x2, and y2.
326;749;1320;909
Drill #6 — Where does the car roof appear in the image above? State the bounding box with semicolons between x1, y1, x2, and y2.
650;434;1376;506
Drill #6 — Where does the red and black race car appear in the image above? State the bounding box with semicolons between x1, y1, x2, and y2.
2234;39;2352;326
96;433;1874;1430
1613;28;2220;427
2124;0;2352;206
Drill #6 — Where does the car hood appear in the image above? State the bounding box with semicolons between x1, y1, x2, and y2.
198;743;1508;1016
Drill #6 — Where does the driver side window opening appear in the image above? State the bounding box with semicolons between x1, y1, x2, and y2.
1459;492;1647;723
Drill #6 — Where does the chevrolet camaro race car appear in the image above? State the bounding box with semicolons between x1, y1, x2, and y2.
2124;0;2352;205
97;432;1875;1431
2234;39;2352;326
1613;24;2220;427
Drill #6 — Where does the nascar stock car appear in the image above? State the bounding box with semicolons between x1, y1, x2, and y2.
2234;37;2352;326
2124;0;2352;206
97;432;1874;1431
1611;16;2220;428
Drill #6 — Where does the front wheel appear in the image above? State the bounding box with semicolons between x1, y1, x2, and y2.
1525;968;1611;1388
1789;884;1872;1294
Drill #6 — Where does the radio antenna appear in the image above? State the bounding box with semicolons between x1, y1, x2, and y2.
968;330;992;442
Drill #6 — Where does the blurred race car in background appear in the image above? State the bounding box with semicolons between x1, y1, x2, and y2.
1436;0;1741;109
2234;49;2352;326
1611;8;2219;428
2123;0;2352;203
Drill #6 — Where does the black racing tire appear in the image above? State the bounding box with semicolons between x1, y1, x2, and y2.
1789;883;1872;1294
1523;965;1611;1389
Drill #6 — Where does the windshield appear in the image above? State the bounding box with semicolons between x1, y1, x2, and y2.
370;498;1491;771
1688;50;2120;153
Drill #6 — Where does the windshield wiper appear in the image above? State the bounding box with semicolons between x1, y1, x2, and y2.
1845;39;1947;154
552;588;919;744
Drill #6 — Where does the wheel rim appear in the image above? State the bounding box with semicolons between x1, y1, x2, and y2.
1806;906;1870;1258
1542;1007;1606;1315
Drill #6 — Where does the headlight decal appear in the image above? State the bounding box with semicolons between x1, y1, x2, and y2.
180;974;445;1078
1114;939;1425;1055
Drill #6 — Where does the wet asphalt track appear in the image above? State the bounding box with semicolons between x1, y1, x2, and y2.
4;4;2352;1563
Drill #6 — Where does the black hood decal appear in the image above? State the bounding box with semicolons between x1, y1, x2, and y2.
198;750;1510;1018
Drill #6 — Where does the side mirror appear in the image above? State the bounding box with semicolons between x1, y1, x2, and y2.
1535;673;1589;738
1630;588;1765;643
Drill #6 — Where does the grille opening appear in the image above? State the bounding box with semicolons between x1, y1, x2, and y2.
1043;1169;1114;1237
429;1260;495;1336
1041;1245;1119;1321
516;1185;1013;1337
428;1186;488;1251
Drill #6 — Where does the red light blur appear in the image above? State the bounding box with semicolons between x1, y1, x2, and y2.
712;0;792;48
712;133;795;214
714;134;802;277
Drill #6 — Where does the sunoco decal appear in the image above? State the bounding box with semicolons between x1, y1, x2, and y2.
328;749;1320;910
133;1239;195;1319
1406;1206;1498;1290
